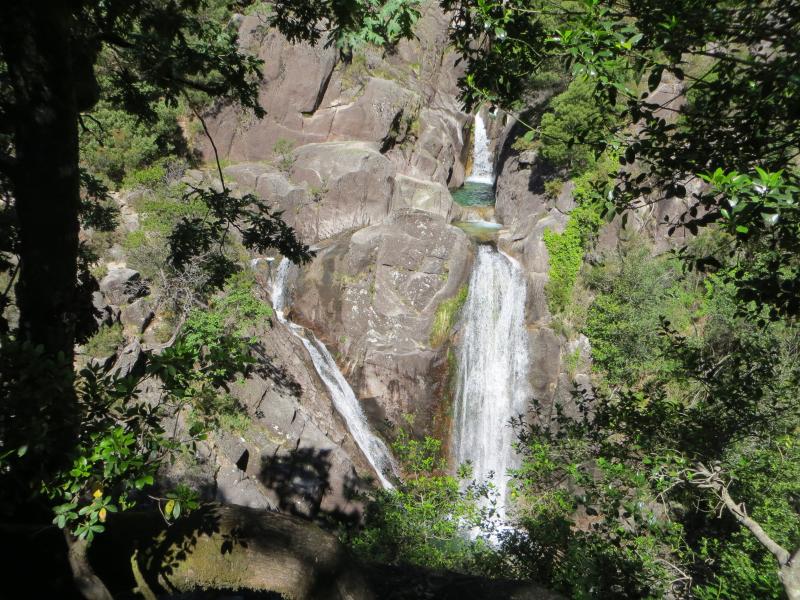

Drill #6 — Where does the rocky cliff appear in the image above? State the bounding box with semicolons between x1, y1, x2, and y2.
138;3;482;504
185;4;485;453
202;4;471;189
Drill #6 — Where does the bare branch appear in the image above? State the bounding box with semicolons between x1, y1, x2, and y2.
691;463;791;566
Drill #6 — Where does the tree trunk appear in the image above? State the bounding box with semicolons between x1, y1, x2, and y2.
692;464;800;600
0;2;82;362
0;1;87;472
780;553;800;600
64;531;114;600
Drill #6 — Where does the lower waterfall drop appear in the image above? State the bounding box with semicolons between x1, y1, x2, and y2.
452;245;530;517
270;258;398;489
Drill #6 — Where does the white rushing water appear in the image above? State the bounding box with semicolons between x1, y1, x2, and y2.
270;258;398;489
466;111;495;185
452;246;530;516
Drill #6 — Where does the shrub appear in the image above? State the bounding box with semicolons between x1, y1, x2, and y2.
273;138;295;172
430;284;468;347
80;102;185;188
583;241;691;386
543;203;602;314
82;323;124;358
539;78;617;175
544;178;563;199
122;163;166;190
345;426;496;573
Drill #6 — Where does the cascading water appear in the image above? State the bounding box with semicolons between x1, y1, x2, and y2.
270;258;398;489
466;111;495;185
452;245;530;517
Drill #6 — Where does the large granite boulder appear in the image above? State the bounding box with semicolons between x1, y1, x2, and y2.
221;143;395;244
306;77;422;147
289;210;473;437
390;174;462;221
398;107;471;187
99;267;146;306
494;149;554;228
289;141;396;239
202;24;339;159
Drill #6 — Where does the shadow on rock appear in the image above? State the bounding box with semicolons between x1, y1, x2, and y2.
258;446;365;527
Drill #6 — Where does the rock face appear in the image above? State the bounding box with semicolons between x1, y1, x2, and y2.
289;210;473;437
120;297;154;333
175;4;484;480
221;141;462;245
201;3;471;188
161;309;376;518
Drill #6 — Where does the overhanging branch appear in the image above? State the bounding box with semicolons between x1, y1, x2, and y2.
691;463;791;566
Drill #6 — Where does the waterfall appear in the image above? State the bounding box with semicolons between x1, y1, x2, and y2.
466;111;495;184
270;258;398;489
452;245;529;515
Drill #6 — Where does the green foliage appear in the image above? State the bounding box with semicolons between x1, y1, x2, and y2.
271;0;422;51
1;0;420;568
131;185;207;237
272;138;295;172
122;163;167;191
167;185;313;292
505;416;682;598
538;78;617;174
444;2;800;597
80;103;184;188
162;484;201;521
46;273;269;540
694;440;800;599
441;0;563;110
81;323;125;359
122;184;209;287
543;202;602;314
430;284;468;347
583;241;693;385
123;180;312;301
544;178;563;199
173;272;272;387
510;232;800;596
346;426;496;573
511;134;539;153
697;167;800;316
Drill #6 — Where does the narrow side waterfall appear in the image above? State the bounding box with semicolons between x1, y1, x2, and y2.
466;111;495;185
270;258;398;489
452;245;529;514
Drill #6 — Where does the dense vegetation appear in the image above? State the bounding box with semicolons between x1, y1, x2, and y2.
1;0;798;598
440;0;800;597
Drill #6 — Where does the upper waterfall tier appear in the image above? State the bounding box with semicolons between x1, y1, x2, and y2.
452;246;530;515
466;112;495;185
